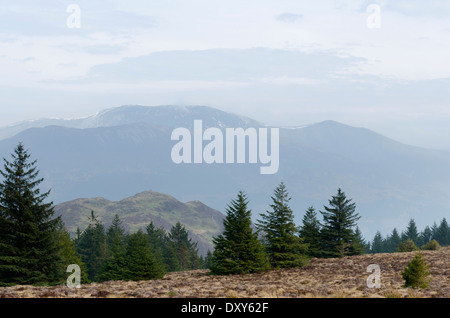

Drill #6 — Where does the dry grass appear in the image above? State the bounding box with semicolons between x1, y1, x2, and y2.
1;246;449;298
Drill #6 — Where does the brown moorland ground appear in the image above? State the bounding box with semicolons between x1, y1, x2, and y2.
0;246;448;298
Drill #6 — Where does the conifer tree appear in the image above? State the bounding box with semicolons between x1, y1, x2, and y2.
349;226;366;255
122;230;165;281
210;191;270;275
75;211;107;281
430;222;438;242
56;221;89;283
203;250;212;269
299;206;322;258
418;226;433;248
168;222;200;270
162;239;181;272
433;218;449;246
386;228;401;253
320;188;361;258
106;214;127;258
402;252;431;289
257;182;308;268
0;143;64;286
146;221;166;260
97;214;128;281
401;219;419;246
371;231;385;254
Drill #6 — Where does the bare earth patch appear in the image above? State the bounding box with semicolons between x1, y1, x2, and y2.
1;247;449;298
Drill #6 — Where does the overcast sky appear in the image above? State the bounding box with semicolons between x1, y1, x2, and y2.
1;0;450;149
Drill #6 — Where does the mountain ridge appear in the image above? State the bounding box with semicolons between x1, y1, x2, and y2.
0;105;263;140
0;105;449;241
54;190;225;256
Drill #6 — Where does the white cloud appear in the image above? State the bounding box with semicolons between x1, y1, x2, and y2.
275;12;303;23
1;0;450;149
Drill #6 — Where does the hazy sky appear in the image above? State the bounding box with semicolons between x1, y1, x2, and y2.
1;0;450;149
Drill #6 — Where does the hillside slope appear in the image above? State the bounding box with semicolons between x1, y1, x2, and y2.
54;191;225;256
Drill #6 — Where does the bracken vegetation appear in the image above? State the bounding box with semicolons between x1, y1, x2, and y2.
0;246;448;298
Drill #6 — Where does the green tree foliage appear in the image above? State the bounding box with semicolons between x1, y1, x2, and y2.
349;226;367;255
0;143;64;286
106;214;127;258
402;219;419;246
210;191;270;275
146;221;166;261
257;182;308;268
202;250;212;269
75;211;107;281
433;218;449;246
371;231;385;254
168;222;200;271
121;230;165;281
397;238;419;252
401;252;431;289
96;214;128;282
298;206;322;258
386;228;402;253
368;218;449;254
319;188;361;258
56;221;89;283
146;221;203;272
418;226;432;247
421;239;440;251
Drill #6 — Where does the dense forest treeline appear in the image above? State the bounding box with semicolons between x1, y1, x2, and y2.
367;218;449;253
74;211;208;283
0;143;448;286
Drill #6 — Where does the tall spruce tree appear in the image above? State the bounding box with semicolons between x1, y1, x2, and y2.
419;226;433;248
97;214;128;282
433;218;449;246
387;228;401;253
106;214;127;258
349;226;366;255
402;219;419;245
402;252;431;289
257;182;308;268
210;191;269;275
168;222;200;271
56;221;89;283
0;143;64;286
122;230;165;281
320;188;361;258
146;221;180;272
371;231;385;254
299;206;322;258
146;221;166;261
75;211;107;281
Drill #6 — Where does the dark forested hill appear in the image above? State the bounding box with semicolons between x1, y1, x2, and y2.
54;190;225;256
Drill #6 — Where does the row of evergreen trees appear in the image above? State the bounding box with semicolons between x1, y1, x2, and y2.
0;143;207;286
0;142;366;283
368;218;450;254
209;183;365;275
0;142;447;286
74;211;206;282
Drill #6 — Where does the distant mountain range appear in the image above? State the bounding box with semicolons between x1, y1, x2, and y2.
0;105;449;241
53;190;225;256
